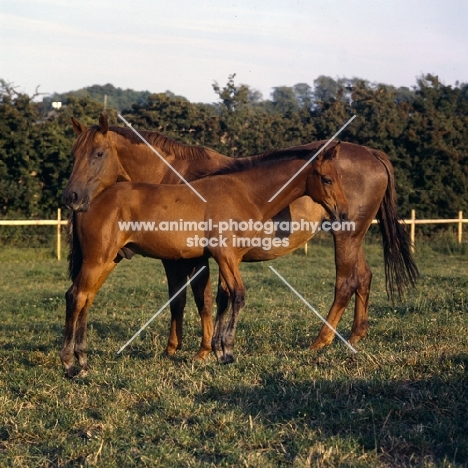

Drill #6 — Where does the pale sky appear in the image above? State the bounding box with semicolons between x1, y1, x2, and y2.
1;0;467;103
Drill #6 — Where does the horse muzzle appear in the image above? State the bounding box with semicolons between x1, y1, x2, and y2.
329;208;349;223
62;190;90;212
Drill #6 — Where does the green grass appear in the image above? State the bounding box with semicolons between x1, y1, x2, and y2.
0;239;467;467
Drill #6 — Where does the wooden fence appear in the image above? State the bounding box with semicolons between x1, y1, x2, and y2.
372;209;467;253
0;209;467;260
0;209;67;260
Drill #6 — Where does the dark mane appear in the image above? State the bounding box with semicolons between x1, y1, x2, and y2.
74;125;212;161
109;126;212;160
196;141;335;178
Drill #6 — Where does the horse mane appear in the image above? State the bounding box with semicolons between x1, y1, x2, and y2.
73;125;212;161
195;141;334;179
109;126;212;160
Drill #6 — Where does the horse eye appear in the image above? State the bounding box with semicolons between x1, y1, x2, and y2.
322;176;332;185
96;151;104;158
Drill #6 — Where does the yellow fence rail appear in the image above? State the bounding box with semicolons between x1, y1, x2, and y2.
370;209;467;253
1;209;467;260
0;209;67;260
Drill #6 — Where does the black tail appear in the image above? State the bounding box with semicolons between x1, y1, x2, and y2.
67;212;82;281
372;149;419;301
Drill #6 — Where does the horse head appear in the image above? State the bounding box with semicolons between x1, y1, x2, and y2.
62;114;122;212
307;143;348;222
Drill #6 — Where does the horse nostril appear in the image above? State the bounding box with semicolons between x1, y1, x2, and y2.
71;192;78;203
340;213;348;222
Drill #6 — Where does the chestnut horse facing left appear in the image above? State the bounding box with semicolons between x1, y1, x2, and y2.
62;144;348;377
63;115;418;362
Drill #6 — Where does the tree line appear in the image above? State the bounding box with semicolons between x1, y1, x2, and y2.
0;74;467;221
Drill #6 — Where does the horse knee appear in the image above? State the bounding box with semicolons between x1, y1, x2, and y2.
335;280;357;306
233;290;245;310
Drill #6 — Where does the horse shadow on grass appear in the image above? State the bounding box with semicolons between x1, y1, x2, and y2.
194;354;468;466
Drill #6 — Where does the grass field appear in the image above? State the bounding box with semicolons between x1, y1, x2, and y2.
0;235;467;467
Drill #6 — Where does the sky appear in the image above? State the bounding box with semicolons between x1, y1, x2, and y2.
1;0;467;103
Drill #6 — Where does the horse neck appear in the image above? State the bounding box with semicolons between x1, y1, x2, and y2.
112;132;231;184
236;158;310;219
165;150;232;184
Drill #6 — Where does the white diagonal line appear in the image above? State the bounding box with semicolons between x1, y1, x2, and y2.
268;115;356;202
269;266;357;353
117;265;207;354
117;114;207;202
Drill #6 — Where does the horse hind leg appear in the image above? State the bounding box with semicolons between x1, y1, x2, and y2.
162;260;188;356
220;288;245;364
212;257;245;364
212;277;231;362
189;259;214;361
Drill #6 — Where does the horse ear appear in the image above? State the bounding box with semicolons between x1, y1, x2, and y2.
71;117;87;135
325;142;341;160
99;114;109;135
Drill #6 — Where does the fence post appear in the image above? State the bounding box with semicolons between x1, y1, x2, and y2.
57;208;61;261
410;209;416;253
459;211;463;244
304;241;308;256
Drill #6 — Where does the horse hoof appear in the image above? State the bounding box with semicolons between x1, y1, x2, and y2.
212;344;224;362
309;340;329;351
220;354;235;365
193;349;211;361
165;347;177;357
65;366;80;379
348;334;365;346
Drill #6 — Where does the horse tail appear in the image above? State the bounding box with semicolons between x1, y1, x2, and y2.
371;148;419;301
67;212;82;281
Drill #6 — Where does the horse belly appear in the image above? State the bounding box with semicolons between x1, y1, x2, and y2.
242;197;326;261
135;230;206;260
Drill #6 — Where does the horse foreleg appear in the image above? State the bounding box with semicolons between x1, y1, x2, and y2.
162;260;188;356
61;263;108;378
61;286;82;377
310;237;361;351
73;261;118;371
189;258;214;360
